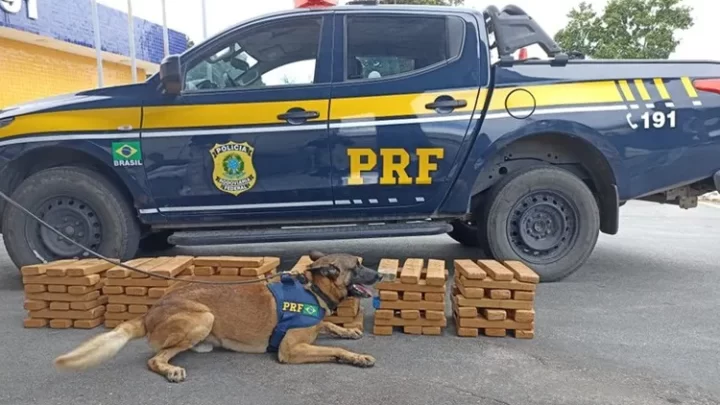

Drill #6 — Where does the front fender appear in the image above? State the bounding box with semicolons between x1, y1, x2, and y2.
0;138;156;212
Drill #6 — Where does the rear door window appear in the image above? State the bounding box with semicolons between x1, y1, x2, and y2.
344;14;464;81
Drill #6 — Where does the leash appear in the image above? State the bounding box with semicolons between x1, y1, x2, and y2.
0;188;288;286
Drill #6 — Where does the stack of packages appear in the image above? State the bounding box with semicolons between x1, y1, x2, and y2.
187;256;280;282
452;259;538;339
372;258;448;336
21;259;114;329
325;298;364;331
289;255;364;331
288;255;313;274
103;256;194;328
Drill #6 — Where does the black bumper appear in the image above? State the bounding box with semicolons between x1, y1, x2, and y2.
715;169;720;191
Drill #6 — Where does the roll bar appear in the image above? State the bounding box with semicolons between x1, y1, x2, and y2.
483;5;577;65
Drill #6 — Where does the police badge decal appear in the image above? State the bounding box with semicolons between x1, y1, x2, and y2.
210;141;257;196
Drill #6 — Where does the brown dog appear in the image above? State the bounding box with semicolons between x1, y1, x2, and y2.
53;251;382;382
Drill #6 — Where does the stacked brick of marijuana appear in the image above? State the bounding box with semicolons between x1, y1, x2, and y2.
452;259;538;339
324;297;364;331
372;258;448;336
186;256;280;283
103;256;194;328
22;259;113;329
289;255;364;331
288;255;313;275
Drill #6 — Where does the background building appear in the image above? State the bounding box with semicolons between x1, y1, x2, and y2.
0;0;188;107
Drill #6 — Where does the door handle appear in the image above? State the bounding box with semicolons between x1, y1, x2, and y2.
425;96;467;113
277;107;320;125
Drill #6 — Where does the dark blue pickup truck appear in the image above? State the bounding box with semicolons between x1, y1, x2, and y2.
1;3;719;281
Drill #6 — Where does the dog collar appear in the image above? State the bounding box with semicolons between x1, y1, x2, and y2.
310;283;338;312
293;272;338;312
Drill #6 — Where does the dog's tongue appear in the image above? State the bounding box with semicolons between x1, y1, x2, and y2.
351;284;372;296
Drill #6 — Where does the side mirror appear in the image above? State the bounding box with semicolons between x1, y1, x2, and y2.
159;55;182;95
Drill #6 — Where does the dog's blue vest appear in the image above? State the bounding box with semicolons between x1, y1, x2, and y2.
266;274;326;352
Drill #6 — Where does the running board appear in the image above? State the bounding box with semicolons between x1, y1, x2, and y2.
167;221;453;246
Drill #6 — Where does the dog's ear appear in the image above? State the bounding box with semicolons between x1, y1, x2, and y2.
309;250;327;261
310;265;339;279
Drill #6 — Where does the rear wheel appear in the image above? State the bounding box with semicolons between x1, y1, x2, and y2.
481;165;600;282
2;166;141;270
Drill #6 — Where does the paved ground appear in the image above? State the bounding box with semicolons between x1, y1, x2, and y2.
1;201;719;405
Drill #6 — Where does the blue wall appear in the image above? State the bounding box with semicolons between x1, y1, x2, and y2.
0;0;188;64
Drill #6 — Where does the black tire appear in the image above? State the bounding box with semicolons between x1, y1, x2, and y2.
139;230;175;252
481;165;600;282
2;166;141;270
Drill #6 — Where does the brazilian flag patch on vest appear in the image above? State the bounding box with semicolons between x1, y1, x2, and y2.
281;301;322;318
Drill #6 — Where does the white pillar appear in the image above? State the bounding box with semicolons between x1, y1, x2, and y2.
90;0;104;87
161;0;169;57
127;0;137;82
201;0;208;39
202;0;211;79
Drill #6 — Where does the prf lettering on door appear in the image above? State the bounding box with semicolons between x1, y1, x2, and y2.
347;148;444;185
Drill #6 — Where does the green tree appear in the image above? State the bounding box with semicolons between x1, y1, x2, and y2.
378;0;464;5
554;0;693;59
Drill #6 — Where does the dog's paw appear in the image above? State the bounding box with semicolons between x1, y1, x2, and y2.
344;328;363;340
165;366;187;383
352;354;376;368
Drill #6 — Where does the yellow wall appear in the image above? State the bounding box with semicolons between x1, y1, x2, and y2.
0;37;146;108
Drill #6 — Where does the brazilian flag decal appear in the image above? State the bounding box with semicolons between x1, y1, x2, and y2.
301;304;321;318
112;141;143;167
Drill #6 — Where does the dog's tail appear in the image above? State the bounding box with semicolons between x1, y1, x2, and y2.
53;317;146;371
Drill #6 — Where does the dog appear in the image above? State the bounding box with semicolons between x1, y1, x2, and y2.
53;251;383;382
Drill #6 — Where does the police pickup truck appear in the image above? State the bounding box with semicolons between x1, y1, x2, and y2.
1;3;719;281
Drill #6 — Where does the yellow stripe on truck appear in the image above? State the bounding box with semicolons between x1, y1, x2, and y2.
488;80;624;111
618;80;635;101
0;79;643;141
142;99;330;129
633;79;652;101
681;76;699;98
0;108;141;139
653;78;671;100
329;89;478;121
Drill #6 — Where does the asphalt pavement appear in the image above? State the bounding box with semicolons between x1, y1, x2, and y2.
1;201;719;405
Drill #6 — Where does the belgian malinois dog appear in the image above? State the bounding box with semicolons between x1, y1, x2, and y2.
54;251;382;382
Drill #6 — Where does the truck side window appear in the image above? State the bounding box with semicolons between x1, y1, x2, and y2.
345;14;464;81
183;16;323;92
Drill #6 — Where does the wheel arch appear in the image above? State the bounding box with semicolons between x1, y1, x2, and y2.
0;143;147;232
469;130;621;235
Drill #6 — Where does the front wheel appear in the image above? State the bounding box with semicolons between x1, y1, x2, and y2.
2;166;141;270
482;166;600;282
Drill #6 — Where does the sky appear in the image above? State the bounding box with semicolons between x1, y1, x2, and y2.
97;0;718;61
